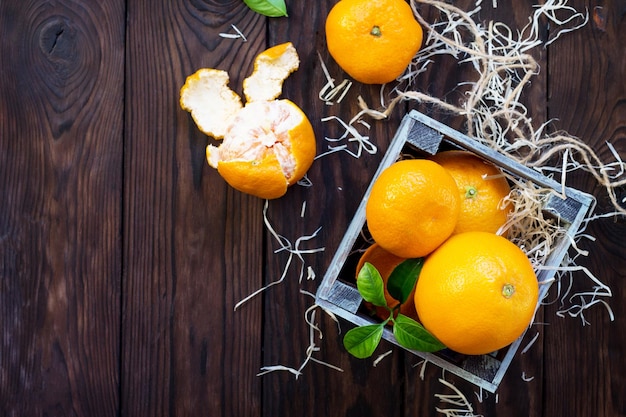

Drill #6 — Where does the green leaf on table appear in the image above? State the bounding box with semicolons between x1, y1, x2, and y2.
243;0;288;17
392;314;446;352
343;323;385;359
387;258;424;304
356;262;388;307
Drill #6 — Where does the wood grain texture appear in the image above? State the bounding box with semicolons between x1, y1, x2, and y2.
121;1;264;416
0;0;124;416
260;1;406;416
543;1;626;416
1;0;625;416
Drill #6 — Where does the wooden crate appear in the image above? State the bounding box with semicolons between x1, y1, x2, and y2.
315;110;595;393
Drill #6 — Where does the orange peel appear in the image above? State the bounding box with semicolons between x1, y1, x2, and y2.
243;42;300;103
179;69;242;139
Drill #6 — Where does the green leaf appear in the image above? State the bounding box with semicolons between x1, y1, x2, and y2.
356;262;388;307
387;258;424;304
343;323;385;359
243;0;288;17
392;314;446;352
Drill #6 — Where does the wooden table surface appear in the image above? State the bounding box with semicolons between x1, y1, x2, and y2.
2;0;625;416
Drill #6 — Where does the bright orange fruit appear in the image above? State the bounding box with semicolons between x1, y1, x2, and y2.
325;0;423;84
430;150;512;235
414;231;539;355
365;159;461;258
180;42;316;199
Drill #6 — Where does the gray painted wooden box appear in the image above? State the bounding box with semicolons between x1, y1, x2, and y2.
316;110;595;392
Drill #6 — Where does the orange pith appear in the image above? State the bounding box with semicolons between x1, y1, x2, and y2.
365;159;461;258
430;150;512;235
243;42;300;103
355;243;419;322
179;69;242;139
325;0;423;84
414;231;539;355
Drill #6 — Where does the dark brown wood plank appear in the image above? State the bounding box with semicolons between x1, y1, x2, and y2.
121;1;265;416
0;0;624;416
0;0;124;415
259;2;407;417
543;0;626;416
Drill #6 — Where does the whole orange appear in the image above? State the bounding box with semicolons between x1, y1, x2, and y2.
414;232;539;355
365;159;460;258
355;243;419;322
325;0;424;84
430;150;512;234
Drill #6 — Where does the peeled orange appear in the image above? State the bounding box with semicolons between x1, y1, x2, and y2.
180;42;317;199
207;99;316;199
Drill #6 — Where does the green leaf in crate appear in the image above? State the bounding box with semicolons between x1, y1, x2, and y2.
387;258;424;304
356;262;388;307
343;323;385;359
243;0;288;17
392;314;446;352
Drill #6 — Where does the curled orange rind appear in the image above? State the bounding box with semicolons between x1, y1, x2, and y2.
243;42;300;103
179;69;242;140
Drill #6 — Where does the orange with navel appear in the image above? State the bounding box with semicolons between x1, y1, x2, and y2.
430;150;512;235
414;231;539;355
325;0;424;84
